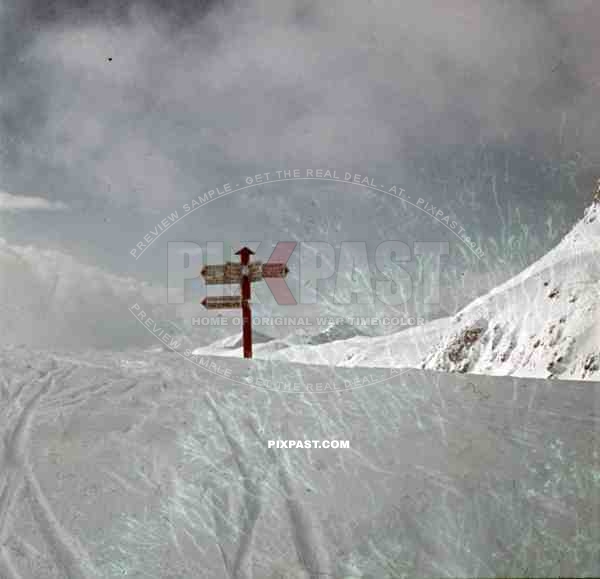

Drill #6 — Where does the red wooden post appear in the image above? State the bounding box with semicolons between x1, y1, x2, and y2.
235;247;254;359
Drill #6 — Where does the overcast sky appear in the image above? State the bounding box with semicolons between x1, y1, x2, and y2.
1;0;600;335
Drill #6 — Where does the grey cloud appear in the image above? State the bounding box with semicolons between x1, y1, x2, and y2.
0;190;69;211
0;0;599;295
1;1;599;210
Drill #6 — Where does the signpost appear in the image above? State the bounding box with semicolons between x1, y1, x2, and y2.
200;296;243;309
201;262;264;284
201;247;290;359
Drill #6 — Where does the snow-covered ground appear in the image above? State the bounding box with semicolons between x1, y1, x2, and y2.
0;345;598;578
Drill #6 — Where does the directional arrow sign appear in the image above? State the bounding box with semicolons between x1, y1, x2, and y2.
261;262;289;278
201;296;243;309
202;262;263;285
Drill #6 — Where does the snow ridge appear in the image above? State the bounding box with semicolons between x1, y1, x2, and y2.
421;201;600;381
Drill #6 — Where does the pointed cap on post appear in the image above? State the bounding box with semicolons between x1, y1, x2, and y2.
235;246;255;257
235;246;255;265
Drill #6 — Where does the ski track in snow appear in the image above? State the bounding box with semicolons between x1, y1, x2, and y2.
0;362;100;578
248;417;333;578
205;393;264;579
198;392;335;579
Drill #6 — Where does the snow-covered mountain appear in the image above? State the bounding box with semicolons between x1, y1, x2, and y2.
0;238;178;350
199;327;277;350
200;201;600;382
193;318;377;360
304;320;370;345
255;315;452;368
422;201;600;380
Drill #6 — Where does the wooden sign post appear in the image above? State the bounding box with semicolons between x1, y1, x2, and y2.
237;246;253;359
201;246;289;359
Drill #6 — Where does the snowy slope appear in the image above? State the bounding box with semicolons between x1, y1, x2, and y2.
0;345;598;578
192;317;446;368
0;238;178;350
200;327;277;350
422;202;600;381
260;316;452;368
192;319;371;359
